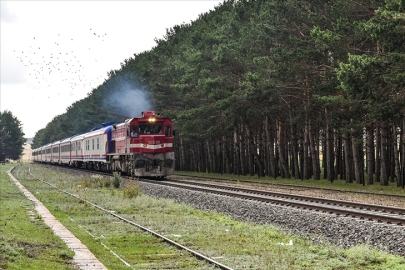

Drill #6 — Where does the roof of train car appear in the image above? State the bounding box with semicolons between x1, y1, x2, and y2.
82;125;113;139
33;123;116;151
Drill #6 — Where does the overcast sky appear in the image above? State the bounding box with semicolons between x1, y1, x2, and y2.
1;1;224;138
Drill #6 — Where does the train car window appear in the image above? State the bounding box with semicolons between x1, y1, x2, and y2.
139;122;163;135
92;139;94;150
165;125;171;137
130;125;138;137
97;138;99;150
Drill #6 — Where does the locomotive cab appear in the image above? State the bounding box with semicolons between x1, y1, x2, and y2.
109;111;175;177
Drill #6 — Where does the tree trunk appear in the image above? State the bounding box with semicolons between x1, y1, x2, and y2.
380;124;389;186
401;119;405;188
234;128;240;175
276;117;290;178
392;125;401;186
335;135;342;180
291;124;301;179
308;121;320;180
325;110;334;183
343;132;353;183
239;124;247;175
366;128;374;185
303;124;310;179
180;138;186;171
246;124;265;177
375;127;381;183
322;131;327;180
265;116;276;178
352;136;363;185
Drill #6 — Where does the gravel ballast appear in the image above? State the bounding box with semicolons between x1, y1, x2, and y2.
139;180;405;257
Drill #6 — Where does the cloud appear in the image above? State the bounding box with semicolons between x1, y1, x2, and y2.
0;2;17;23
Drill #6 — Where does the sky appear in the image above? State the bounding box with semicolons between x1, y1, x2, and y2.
1;1;224;138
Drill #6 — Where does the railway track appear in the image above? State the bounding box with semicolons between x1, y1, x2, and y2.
27;167;234;270
173;173;405;199
140;178;405;226
38;164;405;225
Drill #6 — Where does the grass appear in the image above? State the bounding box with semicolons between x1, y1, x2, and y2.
175;170;405;196
14;164;212;269
0;163;75;269
9;163;405;269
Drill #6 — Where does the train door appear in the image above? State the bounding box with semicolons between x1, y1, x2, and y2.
126;124;130;153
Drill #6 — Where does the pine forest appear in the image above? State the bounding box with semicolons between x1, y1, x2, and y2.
32;0;405;187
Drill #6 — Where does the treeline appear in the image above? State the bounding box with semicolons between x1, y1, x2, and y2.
33;0;405;186
0;110;25;160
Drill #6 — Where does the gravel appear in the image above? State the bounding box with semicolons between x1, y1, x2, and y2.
139;180;405;257
43;165;405;257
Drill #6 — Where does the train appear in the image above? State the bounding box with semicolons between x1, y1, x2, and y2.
32;111;175;178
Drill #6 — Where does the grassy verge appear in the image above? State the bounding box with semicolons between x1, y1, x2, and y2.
0;163;75;270
12;164;405;269
175;170;405;196
13;165;212;269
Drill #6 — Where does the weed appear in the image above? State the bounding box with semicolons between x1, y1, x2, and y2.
123;182;142;199
112;172;121;188
90;174;110;188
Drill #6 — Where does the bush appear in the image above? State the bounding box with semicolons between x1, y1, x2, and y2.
90;174;111;188
112;172;121;188
123;182;142;199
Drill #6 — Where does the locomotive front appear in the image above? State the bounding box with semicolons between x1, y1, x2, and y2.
109;111;175;177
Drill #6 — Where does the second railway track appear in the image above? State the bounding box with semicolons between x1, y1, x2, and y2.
141;178;405;226
43;164;405;226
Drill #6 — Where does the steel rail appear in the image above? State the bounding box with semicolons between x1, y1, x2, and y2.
168;179;405;215
27;168;234;270
36;164;405;223
141;179;405;226
174;173;405;199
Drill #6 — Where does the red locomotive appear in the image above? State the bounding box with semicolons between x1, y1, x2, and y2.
108;111;174;177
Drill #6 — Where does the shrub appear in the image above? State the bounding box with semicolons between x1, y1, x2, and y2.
112;172;121;188
123;182;142;199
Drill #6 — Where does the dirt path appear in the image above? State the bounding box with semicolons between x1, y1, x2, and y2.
7;167;108;270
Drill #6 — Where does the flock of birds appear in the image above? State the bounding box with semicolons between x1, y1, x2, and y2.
14;28;109;99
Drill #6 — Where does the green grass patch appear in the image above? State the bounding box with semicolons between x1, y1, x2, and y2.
0;164;75;269
14;165;212;269
12;164;405;269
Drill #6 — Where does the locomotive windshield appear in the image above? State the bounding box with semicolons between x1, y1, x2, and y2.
139;122;163;135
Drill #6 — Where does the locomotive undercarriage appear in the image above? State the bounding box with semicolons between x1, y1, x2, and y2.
107;152;175;177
